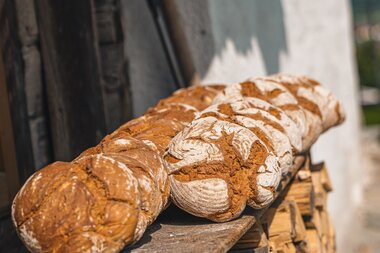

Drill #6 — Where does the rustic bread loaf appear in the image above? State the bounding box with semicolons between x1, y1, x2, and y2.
165;100;288;221
166;75;345;222
12;85;223;253
213;74;345;149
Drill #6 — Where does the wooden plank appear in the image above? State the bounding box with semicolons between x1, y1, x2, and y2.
147;0;186;88
311;169;327;210
285;162;315;217
230;221;268;251
0;0;35;183
35;0;107;161
161;0;199;85
127;155;306;253
160;0;216;84
289;201;307;243
15;0;52;169
94;0;133;132
306;229;324;253
120;0;177;116
0;172;10;216
263;202;293;248
127;206;257;253
312;162;333;192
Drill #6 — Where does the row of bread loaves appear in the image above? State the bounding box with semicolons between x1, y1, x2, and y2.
11;85;224;253
165;74;345;222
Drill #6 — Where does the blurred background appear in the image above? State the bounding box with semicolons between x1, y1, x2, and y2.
0;0;379;252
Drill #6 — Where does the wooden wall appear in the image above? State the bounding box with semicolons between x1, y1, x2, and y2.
0;0;213;250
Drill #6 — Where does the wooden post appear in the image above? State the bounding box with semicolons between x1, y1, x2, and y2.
0;0;35;184
14;0;53;170
0;47;20;214
94;0;133;132
35;0;107;161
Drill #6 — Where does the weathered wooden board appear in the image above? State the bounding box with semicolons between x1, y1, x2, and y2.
94;0;133;132
15;0;52;170
0;0;35;184
126;156;306;253
120;0;178;117
127;206;257;253
36;0;107;161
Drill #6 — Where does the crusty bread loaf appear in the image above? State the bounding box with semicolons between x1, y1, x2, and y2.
165;74;345;222
12;85;224;253
213;74;345;149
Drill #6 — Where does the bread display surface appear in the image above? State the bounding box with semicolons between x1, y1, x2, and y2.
165;74;345;222
11;85;223;253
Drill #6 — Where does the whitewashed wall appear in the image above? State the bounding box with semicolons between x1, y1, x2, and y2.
121;0;361;251
189;0;361;252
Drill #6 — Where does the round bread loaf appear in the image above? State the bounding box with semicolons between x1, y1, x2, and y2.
12;156;140;252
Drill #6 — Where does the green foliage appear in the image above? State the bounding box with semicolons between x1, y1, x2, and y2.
352;0;380;24
356;40;380;88
362;105;380;125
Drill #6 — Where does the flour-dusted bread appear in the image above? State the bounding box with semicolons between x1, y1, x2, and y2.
213;74;345;149
12;157;141;253
114;85;225;153
165;100;292;221
202;98;301;174
268;74;345;130
166;74;345;222
157;85;226;111
12;85;224;253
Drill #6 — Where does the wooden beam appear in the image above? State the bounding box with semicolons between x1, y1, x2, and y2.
35;0;107;161
120;0;178;116
14;0;53;170
161;0;199;85
0;0;34;186
94;0;133;132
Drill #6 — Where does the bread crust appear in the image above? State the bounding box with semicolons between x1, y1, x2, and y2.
166;74;345;222
12;85;223;252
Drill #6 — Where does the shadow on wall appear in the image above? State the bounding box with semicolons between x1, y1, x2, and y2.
200;0;288;76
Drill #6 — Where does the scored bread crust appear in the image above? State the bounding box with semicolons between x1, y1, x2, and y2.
213;74;345;149
166;74;345;222
12;85;224;253
12;74;345;250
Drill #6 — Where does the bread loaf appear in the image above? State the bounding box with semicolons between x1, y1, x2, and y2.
165;74;345;222
213;74;345;149
12;85;224;253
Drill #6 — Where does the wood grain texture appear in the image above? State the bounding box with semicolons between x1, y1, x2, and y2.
126;156;305;253
120;0;177;117
94;0;133;132
14;0;52;170
0;0;35;183
36;0;107;161
127;206;257;253
0;41;19;207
